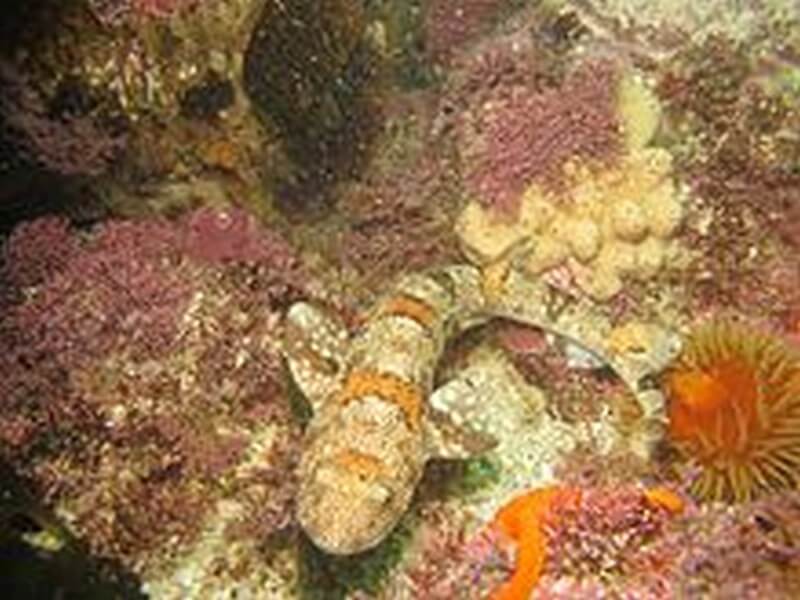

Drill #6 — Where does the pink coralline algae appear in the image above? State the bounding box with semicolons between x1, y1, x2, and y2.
9;218;191;368
542;486;678;584
88;0;200;25
0;216;192;455
133;0;199;17
459;60;622;216
181;205;298;269
443;25;548;111
656;493;800;598
529;486;800;598
338;150;461;290
2;215;77;289
401;504;513;599
0;62;126;177
424;0;509;64
0;208;309;571
180;207;310;312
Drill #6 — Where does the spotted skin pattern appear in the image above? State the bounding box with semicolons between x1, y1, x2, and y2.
285;265;680;555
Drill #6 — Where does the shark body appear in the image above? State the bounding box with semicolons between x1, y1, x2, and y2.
284;264;679;554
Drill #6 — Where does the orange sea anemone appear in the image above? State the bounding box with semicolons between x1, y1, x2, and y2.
664;319;800;502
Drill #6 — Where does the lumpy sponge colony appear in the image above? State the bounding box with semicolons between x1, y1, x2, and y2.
457;71;687;300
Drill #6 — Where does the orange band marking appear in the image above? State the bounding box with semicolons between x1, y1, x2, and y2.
337;369;423;430
332;449;389;481
376;294;437;330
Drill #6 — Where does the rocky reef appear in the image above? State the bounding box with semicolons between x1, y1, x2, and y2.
2;1;800;598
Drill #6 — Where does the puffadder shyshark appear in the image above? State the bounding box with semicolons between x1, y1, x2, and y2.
283;263;680;554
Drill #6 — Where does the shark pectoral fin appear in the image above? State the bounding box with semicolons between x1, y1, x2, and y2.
425;412;497;460
425;371;498;460
283;301;349;412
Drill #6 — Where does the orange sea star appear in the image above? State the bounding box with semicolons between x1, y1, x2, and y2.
488;484;685;599
489;486;582;600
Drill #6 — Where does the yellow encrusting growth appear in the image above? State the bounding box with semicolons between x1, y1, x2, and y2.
336;369;424;429
456;72;688;300
665;319;800;502
615;71;662;152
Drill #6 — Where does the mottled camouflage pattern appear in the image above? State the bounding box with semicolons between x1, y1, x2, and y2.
284;264;680;554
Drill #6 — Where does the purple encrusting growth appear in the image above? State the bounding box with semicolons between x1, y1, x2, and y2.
0;208;310;571
458;60;622;216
